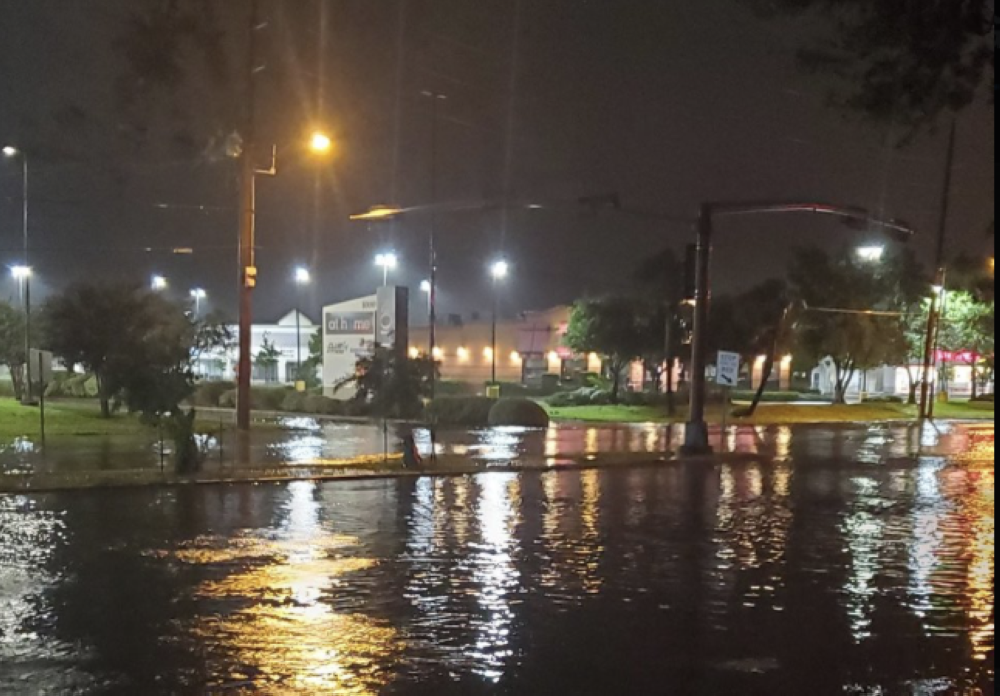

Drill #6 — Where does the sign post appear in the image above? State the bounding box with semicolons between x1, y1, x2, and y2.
716;351;741;452
31;349;53;446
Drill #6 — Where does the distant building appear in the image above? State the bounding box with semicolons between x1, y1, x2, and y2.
194;311;318;385
811;356;992;401
409;307;604;388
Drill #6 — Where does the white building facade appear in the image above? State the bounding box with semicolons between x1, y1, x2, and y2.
193;311;318;385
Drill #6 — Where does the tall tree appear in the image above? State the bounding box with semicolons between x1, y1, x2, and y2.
43;283;193;417
789;247;923;403
0;302;28;401
707;280;796;415
635;248;687;412
565;297;658;403
752;0;994;134
937;290;996;398
254;335;281;384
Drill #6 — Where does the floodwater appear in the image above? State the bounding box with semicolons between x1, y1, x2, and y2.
0;423;994;695
1;416;992;476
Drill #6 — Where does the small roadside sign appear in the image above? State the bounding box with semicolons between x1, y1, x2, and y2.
30;349;54;387
716;351;741;387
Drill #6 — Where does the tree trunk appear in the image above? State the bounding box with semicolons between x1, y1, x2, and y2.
96;372;111;418
747;355;776;417
833;362;853;405
8;364;25;402
906;368;919;405
666;357;676;416
971;366;979;400
611;368;622;405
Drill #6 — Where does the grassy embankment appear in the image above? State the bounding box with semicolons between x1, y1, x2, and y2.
544;400;995;425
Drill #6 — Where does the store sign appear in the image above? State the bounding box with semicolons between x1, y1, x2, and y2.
936;350;981;364
322;288;409;400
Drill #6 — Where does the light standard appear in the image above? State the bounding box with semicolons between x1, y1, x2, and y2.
11;266;31;301
375;252;399;287
235;128;334;431
683;202;915;454
294;266;311;390
856;246;886;263
490;260;510;386
190;288;207;318
151;275;169;292
420;280;432;317
422;90;447;399
4;145;31;403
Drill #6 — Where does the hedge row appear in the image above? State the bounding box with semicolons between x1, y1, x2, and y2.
428;397;550;428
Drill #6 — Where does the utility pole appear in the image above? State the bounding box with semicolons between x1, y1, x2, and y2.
237;0;261;432
683;205;714;454
422;90;447;399
919;119;958;421
20;154;30;404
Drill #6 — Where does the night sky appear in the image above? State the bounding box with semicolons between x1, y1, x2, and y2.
0;0;994;323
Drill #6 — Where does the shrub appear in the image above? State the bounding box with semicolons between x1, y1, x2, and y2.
192;380;236;407
63;374;99;398
218;387;292;411
219;389;238;409
255;387;292;411
731;390;805;404
865;395;905;404
0;379;14;398
548;387;613;408
489;399;551;428
305;394;347;416
428;397;496;426
436;380;478;397
282;391;309;413
972;393;995;403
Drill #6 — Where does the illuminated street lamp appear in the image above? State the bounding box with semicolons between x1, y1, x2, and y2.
375;252;399;286
309;131;333;154
151;275;168;292
857;246;886;263
190;288;207;318
293;266;312;389
490;260;510;386
235;128;333;431
4;145;32;403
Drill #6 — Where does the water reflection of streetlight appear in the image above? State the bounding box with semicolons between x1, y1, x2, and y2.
473;474;519;682
179;481;400;694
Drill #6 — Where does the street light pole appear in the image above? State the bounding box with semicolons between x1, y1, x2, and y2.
684;205;714;453
683;201;916;454
920;119;958;420
294;267;311;390
4;147;30;403
490;260;509;386
422;90;447;399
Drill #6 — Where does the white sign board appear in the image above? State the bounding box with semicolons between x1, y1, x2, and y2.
29;349;54;386
716;351;741;387
323;294;379;399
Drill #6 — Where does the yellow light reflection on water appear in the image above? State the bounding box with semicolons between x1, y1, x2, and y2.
967;471;995;664
171;483;401;695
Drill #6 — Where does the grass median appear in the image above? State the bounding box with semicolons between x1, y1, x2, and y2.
544;400;995;425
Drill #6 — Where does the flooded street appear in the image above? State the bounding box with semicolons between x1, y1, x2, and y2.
0;423;994;695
